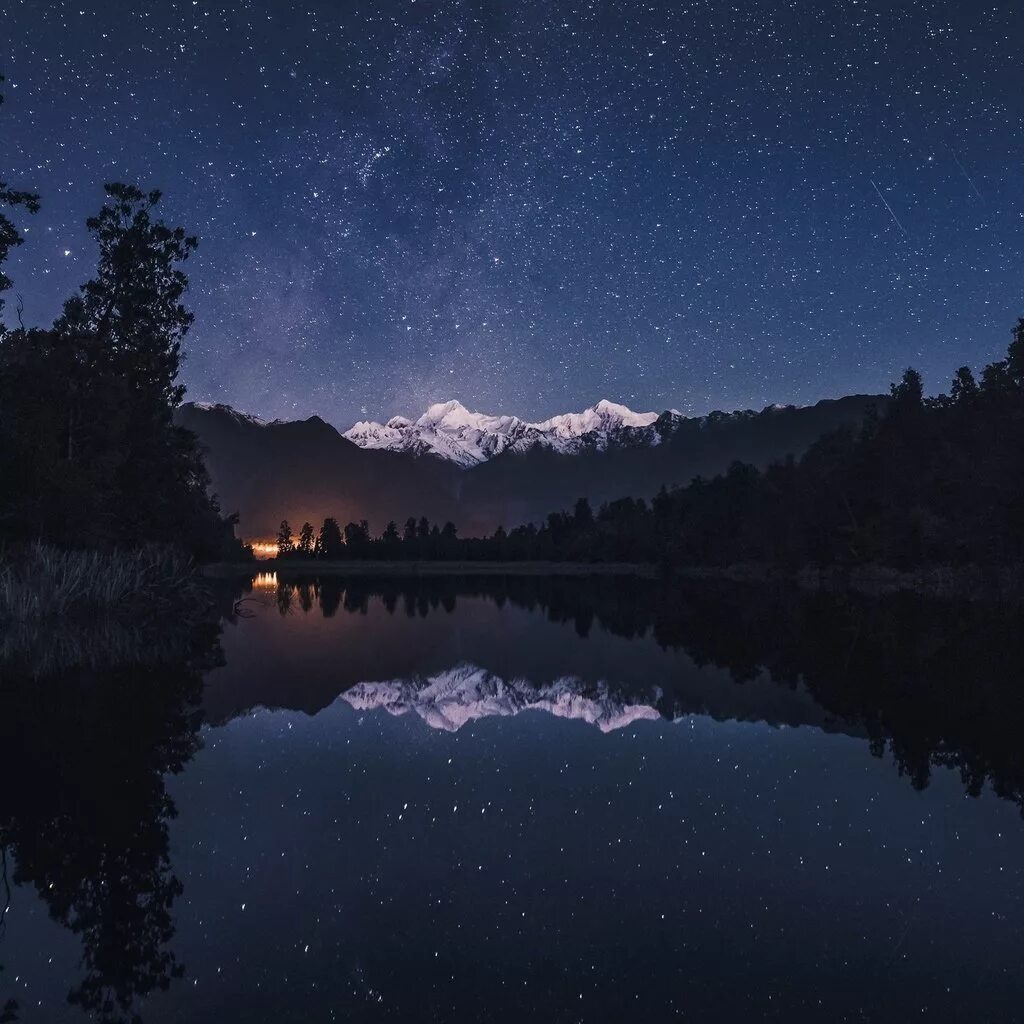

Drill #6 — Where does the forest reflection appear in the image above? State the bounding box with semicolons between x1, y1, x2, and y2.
0;615;224;1023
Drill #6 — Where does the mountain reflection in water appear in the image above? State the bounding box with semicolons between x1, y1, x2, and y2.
2;574;1023;1023
209;574;1024;804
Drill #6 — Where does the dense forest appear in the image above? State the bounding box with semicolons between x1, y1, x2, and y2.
275;326;1024;572
0;76;242;560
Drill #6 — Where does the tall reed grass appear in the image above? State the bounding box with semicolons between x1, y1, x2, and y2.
0;543;200;621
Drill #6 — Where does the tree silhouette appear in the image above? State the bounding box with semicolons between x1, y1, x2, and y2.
276;519;294;558
573;497;594;527
343;520;370;556
0;75;40;319
297;521;315;558
0;182;231;555
890;367;924;410
317;517;343;560
950;366;978;406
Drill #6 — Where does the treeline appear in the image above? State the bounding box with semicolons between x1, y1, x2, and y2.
275;515;463;560
276;322;1024;571
0;75;243;559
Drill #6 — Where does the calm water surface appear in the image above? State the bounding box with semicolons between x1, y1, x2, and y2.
3;575;1023;1022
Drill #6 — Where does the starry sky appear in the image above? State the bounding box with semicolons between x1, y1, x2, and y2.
3;0;1023;427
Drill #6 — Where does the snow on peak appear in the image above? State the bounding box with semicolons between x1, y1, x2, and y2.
418;399;470;425
417;400;522;436
593;399;660;427
534;399;659;439
342;398;663;466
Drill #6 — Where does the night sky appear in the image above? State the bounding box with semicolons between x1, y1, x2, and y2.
4;0;1023;427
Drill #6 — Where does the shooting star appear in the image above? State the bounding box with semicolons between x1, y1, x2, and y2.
948;148;983;200
870;178;908;236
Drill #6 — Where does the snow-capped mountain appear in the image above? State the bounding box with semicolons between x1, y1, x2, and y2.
177;392;885;536
342;663;663;733
343;398;663;467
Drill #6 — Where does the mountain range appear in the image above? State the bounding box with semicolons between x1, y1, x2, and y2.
343;398;663;467
176;394;885;539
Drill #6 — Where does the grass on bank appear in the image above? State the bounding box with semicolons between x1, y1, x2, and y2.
0;543;202;621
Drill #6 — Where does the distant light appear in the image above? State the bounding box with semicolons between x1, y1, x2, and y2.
249;540;280;560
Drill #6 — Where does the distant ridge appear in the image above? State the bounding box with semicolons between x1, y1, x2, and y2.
177;393;886;538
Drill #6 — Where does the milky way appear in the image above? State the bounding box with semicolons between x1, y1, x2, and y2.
3;0;1023;427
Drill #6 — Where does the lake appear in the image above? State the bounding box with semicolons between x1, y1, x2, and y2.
3;573;1023;1022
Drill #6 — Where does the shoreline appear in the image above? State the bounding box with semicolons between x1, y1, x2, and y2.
204;558;1024;599
204;559;658;578
671;562;1024;600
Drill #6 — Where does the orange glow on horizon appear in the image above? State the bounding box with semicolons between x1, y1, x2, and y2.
249;540;279;560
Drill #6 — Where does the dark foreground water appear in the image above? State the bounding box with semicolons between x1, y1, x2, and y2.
2;574;1024;1022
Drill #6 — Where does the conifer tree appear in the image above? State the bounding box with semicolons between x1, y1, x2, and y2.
317;517;343;559
950;366;978;405
297;521;315;557
890;367;924;410
276;520;294;558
